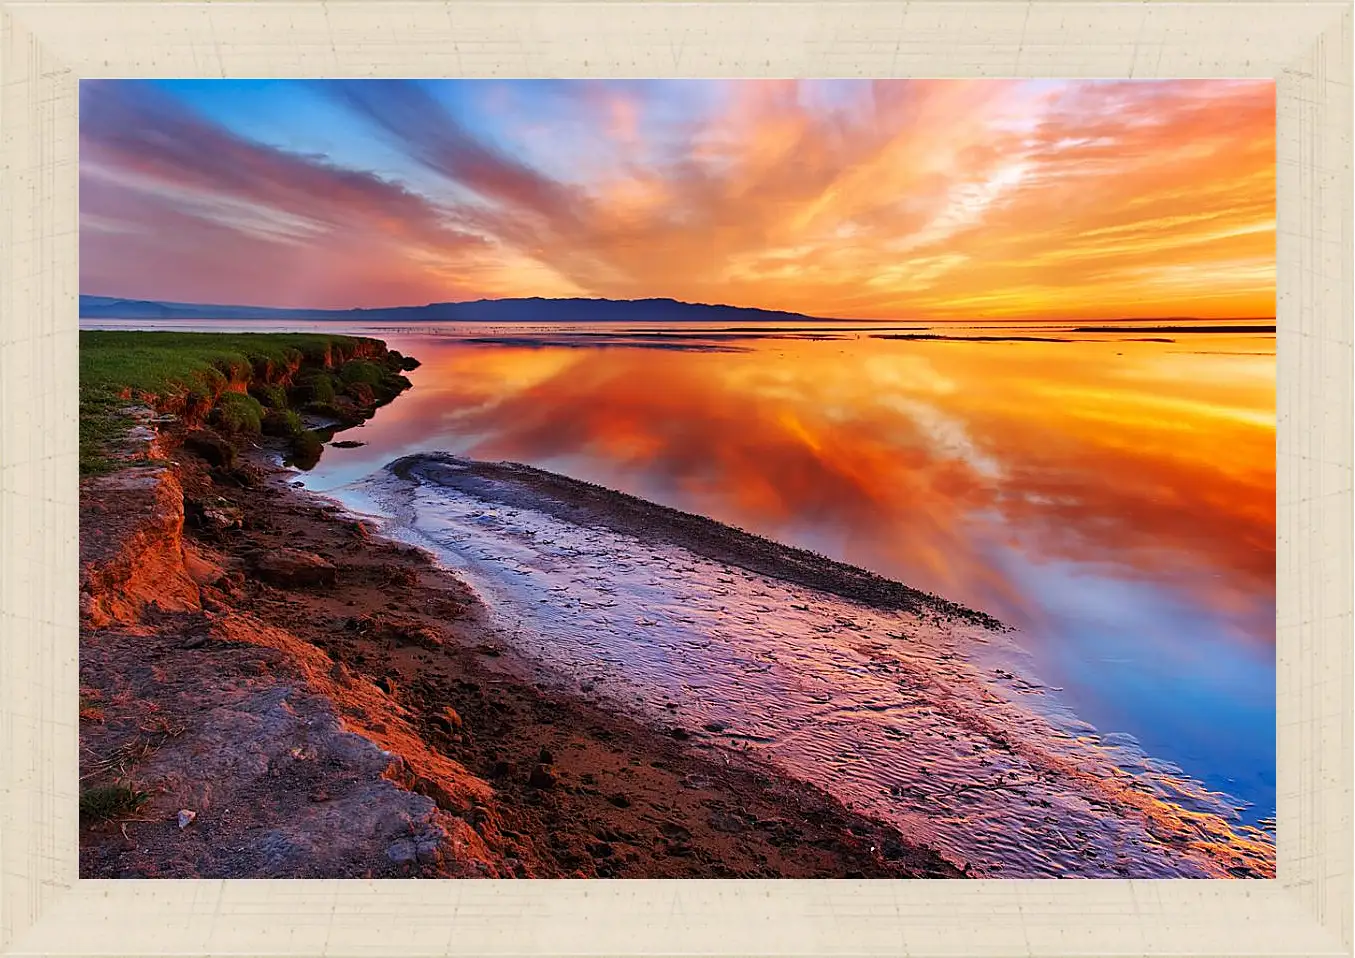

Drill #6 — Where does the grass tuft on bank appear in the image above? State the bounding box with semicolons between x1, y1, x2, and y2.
81;331;414;476
79;783;149;822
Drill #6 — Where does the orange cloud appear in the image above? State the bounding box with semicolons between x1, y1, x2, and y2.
82;80;1275;319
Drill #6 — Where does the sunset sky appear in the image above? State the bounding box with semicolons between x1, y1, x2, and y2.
80;79;1276;321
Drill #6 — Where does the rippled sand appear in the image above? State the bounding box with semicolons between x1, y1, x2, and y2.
340;454;1274;879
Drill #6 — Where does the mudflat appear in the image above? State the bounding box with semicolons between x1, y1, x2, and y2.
79;424;962;879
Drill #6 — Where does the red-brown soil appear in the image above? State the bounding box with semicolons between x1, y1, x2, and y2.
79;422;964;879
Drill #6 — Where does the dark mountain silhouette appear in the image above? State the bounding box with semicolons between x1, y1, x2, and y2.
79;295;841;324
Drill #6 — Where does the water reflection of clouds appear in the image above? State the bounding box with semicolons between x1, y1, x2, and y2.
302;328;1275;826
1007;555;1275;820
375;336;1273;632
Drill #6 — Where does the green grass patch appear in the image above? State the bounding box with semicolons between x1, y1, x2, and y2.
262;408;305;438
290;370;337;404
211;392;265;435
80;331;366;401
79;394;136;477
248;382;289;409
337;360;385;387
79;330;389;474
79;783;149;822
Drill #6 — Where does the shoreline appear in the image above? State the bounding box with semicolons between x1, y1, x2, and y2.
79;414;965;878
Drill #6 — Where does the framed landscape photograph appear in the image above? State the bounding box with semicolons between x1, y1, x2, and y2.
1;1;1350;957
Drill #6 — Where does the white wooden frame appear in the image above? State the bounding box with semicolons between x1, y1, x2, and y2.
1;2;1349;955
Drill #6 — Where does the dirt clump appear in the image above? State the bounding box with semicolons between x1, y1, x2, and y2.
254;548;338;588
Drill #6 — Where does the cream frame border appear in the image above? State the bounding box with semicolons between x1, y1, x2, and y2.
1;2;1350;956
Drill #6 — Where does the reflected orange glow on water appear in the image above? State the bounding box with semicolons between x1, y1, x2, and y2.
368;333;1274;639
290;325;1274;833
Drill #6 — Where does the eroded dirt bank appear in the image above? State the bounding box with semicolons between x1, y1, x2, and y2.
79;423;965;878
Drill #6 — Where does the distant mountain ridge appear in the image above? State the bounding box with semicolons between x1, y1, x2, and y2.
79;295;838;324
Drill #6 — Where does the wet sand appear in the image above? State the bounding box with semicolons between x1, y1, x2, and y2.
335;453;1275;879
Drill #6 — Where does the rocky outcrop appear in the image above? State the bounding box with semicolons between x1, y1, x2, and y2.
79;442;509;878
80;614;505;878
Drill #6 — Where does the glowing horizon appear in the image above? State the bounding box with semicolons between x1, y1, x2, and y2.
80;79;1276;322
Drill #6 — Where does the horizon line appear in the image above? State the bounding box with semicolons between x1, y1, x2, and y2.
78;292;1277;326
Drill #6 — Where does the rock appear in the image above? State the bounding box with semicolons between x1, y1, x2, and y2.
490;760;512;779
382;825;446;867
880;839;905;861
254;548;337;588
183;549;226;587
308;790;330;803
680;774;713;790
606;793;631;808
184;431;236;469
708;810;745;833
658;819;691;839
538;748;554;765
393;623;442;650
201;505;243;533
587;841;614;858
228;464;264;488
329;440;366;449
375;676;397;696
527;764;558;790
180;634;209;650
176;809;196;830
429;708;462;734
702;721;728;733
188;497;244;535
669;727;690;740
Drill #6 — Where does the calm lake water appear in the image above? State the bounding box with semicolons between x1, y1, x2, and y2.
85;318;1277;869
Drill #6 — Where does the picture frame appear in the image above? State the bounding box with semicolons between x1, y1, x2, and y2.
1;1;1349;955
